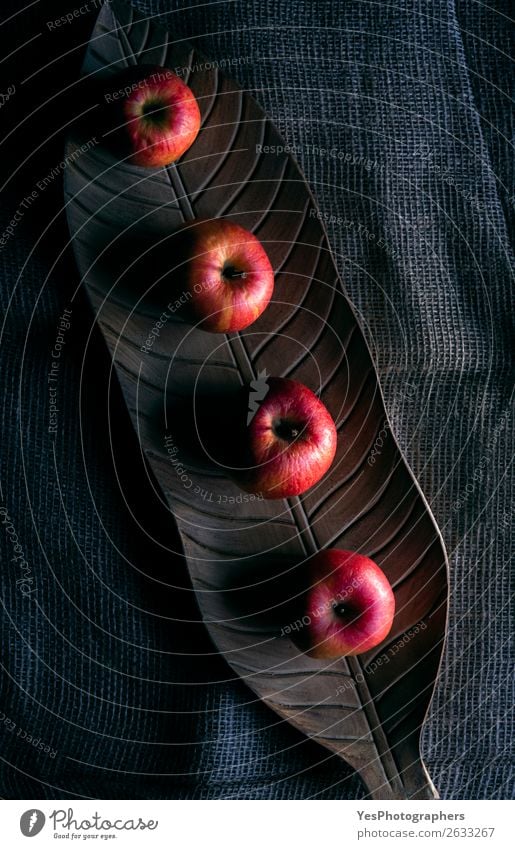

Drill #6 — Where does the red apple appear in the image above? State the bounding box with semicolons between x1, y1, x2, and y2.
303;549;395;658
121;66;200;167
176;219;274;333
234;377;337;498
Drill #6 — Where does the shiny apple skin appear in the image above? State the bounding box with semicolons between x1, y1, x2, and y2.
181;220;274;333
122;67;200;167
236;377;337;499
304;549;395;659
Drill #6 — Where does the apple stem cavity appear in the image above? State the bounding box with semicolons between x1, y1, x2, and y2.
141;99;169;126
273;418;301;442
222;264;248;281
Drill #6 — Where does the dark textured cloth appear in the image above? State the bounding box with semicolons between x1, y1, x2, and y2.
0;0;513;799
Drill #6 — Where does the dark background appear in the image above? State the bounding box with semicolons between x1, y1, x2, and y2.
0;0;513;799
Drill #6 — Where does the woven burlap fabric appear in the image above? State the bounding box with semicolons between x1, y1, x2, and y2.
0;0;512;799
